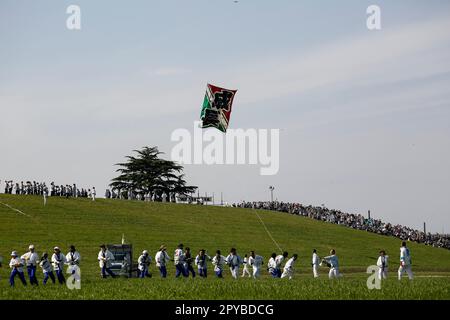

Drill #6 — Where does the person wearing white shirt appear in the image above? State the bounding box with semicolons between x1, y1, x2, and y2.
92;187;96;201
312;249;320;278
138;250;152;278
323;249;341;279
377;250;389;280
9;251;27;287
281;254;298;279
66;245;81;275
155;245;171;278
174;243;188;278
398;242;413;280
274;251;289;278
241;254;251;278
21;244;39;285
212;250;227;278
195;249;211;278
248;251;264;279
51;247;67;284
267;253;278;278
39;252;56;284
225;248;242;280
98;244;116;278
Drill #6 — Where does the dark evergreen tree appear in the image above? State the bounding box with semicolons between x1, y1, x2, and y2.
110;147;197;199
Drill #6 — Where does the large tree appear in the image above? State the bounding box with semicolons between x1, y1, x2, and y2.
110;146;197;198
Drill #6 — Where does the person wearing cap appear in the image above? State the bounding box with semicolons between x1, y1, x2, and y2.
211;250;227;278
174;243;188;278
9;251;27;287
225;248;242;280
184;247;196;278
51;247;67;284
155;245;171;278
21;244;39;285
281;254;298;279
195;249;211;278
39;252;56;284
323;249;341;279
66;245;81;275
248;251;264;279
98;244;116;278
138;250;152;278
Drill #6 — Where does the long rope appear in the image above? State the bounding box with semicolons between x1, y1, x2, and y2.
253;208;283;252
0;200;31;217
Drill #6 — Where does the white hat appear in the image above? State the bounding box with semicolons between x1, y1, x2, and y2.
54;246;60;251
11;251;18;256
29;244;35;250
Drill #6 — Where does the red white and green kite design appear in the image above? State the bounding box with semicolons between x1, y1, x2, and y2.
200;83;237;133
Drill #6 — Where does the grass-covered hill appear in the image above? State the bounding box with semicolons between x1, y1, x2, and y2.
0;194;449;300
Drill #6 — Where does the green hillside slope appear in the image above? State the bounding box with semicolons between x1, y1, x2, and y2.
0;194;449;300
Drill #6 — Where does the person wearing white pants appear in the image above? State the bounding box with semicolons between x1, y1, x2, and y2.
323;249;341;279
226;248;242;280
377;250;389;280
398;242;413;280
281;254;298;279
241;255;251;278
312;249;320;278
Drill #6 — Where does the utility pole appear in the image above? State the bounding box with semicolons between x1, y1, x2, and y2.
423;222;426;234
220;192;223;206
269;186;275;202
368;210;371;220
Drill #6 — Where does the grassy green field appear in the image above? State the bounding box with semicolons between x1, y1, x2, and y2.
0;194;449;300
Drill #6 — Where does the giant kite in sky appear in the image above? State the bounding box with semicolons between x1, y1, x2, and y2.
200;83;237;133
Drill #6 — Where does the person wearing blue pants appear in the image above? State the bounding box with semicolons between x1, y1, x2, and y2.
138;250;152;278
174;244;188;278
212;250;226;278
98;244;116;278
51;247;67;284
9;251;27;287
21;244;39;286
267;253;278;278
184;247;196;278
39;252;56;284
195;249;211;278
155;245;170;278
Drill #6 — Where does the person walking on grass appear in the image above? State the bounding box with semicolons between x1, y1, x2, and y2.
98;244;116;278
398;242;413;280
9;251;27;287
52;247;67;284
248;251;264;279
174;243;188;278
66;245;81;275
241;254;251;278
226;248;242;280
184;247;196;278
39;252;56;285
312;249;320;278
212;250;227;278
274;251;289;278
155;245;171;278
195;249;210;278
281;254;298;280
323;249;341;279
21;244;39;286
138;250;152;278
377;250;389;280
267;253;278;278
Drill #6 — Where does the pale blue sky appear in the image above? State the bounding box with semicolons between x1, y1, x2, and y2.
1;1;450;233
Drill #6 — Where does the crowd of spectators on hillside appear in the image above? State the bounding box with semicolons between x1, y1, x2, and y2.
233;201;450;250
1;180;95;199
